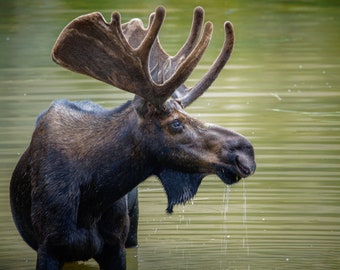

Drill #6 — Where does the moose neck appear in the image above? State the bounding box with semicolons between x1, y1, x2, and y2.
77;102;155;209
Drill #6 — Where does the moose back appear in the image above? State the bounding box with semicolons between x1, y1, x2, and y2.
10;6;256;270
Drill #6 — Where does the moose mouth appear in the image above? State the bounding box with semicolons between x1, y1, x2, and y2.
215;158;254;185
216;167;242;185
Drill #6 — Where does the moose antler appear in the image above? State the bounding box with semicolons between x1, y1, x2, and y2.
52;6;213;110
121;7;235;108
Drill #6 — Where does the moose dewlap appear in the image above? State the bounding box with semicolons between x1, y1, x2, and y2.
10;6;255;270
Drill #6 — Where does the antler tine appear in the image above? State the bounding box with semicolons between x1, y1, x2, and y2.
155;6;204;91
173;6;205;63
179;21;235;107
137;7;165;65
154;21;213;104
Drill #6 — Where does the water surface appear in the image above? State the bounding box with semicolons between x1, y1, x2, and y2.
1;0;339;269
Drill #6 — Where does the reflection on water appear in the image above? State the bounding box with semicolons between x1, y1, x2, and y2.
1;0;340;269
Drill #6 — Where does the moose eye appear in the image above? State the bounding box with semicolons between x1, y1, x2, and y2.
169;119;184;133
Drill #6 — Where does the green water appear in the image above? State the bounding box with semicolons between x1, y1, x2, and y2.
1;0;339;269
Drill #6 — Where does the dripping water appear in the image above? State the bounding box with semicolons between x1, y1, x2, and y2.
221;185;231;255
243;179;250;256
221;182;250;258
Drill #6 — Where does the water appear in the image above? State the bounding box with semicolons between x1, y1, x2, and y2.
1;0;340;269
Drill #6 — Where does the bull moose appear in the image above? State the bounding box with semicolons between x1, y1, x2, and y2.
10;6;256;270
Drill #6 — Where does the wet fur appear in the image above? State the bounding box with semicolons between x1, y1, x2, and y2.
10;100;143;269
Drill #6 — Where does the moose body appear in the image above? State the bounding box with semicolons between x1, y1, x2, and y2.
10;7;256;270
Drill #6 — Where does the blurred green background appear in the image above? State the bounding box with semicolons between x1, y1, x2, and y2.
1;0;339;269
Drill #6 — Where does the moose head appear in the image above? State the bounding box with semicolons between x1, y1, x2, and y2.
10;6;256;270
52;6;256;212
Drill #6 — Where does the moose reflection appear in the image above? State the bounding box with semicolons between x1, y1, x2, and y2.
10;6;255;270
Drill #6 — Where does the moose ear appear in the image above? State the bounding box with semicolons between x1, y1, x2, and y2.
156;169;205;214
